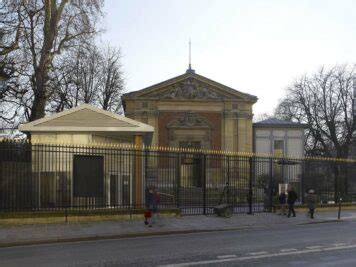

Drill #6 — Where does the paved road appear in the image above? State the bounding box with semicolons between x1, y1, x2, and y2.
1;220;356;266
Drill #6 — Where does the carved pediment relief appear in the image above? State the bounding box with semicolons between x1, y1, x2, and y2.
167;112;213;129
150;78;226;100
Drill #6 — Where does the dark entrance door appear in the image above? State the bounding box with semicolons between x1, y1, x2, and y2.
73;155;104;198
179;141;203;187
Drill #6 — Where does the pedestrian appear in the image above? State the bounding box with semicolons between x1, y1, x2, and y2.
144;209;152;225
278;191;287;215
144;187;154;226
151;188;161;225
263;185;271;212
305;189;317;219
287;186;298;218
144;187;161;227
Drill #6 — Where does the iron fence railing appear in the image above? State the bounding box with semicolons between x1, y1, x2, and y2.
1;140;356;215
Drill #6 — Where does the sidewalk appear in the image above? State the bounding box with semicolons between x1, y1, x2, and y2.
0;210;355;248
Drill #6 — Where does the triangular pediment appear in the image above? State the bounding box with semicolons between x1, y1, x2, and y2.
122;71;257;102
19;104;154;133
149;78;227;100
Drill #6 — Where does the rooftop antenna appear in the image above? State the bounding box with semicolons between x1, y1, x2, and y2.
189;39;191;69
186;39;195;73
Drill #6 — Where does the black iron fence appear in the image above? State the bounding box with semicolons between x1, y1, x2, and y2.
1;140;356;215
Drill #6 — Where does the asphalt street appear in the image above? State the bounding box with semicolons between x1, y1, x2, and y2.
1;220;356;267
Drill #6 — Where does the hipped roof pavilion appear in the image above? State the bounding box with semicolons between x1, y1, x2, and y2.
19;104;154;143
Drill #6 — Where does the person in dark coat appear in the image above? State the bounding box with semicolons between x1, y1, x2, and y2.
305;189;317;219
145;187;154;226
278;191;287;215
145;187;160;227
287;186;298;217
263;186;271;212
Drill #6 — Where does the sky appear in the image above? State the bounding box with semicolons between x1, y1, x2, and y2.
101;0;356;118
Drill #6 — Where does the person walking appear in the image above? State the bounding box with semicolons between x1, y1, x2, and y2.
151;188;161;225
287;186;298;218
144;187;154;226
263;185;272;212
278;191;287;215
145;187;161;227
305;189;317;219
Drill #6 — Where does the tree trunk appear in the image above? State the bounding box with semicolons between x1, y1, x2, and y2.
29;87;47;121
28;0;57;122
29;51;53;121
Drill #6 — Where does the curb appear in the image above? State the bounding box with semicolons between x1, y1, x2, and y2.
0;227;253;249
297;219;343;225
0;216;351;249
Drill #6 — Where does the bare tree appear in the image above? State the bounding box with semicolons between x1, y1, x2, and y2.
97;46;124;113
0;1;22;56
48;43;124;114
275;65;355;157
1;0;104;125
0;1;20;126
254;112;273;123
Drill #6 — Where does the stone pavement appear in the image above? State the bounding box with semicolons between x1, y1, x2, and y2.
0;210;355;248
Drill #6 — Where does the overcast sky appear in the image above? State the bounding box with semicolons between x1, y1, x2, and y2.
101;0;356;118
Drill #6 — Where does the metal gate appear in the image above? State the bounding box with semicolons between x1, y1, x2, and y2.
1;140;355;214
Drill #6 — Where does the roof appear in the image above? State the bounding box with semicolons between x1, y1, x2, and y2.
253;118;309;128
122;69;258;103
18;104;154;133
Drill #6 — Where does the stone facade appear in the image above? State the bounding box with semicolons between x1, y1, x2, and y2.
253;128;305;158
30;132;133;145
122;70;257;152
158;111;221;150
253;118;307;195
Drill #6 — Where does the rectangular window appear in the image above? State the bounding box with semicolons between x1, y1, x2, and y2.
73;155;104;197
273;140;284;182
274;140;284;157
142;111;148;124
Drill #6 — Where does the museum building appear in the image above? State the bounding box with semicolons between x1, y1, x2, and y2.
122;67;258;153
